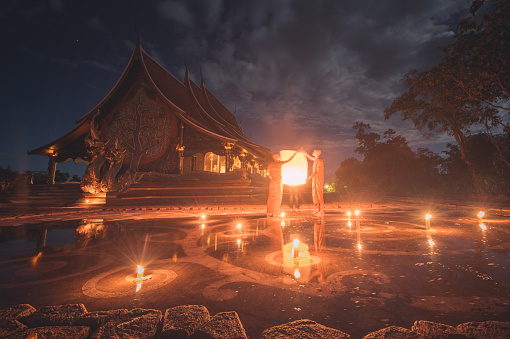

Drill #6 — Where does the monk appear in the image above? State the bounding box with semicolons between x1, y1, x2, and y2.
302;148;324;215
267;152;297;217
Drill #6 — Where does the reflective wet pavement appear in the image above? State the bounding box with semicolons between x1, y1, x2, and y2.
0;204;509;338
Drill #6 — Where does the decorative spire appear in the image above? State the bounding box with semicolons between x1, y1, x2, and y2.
134;23;140;46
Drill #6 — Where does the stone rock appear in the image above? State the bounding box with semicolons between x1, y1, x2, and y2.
0;320;27;338
4;325;90;339
73;309;130;328
456;321;510;338
20;304;88;327
0;304;36;321
411;320;460;338
161;305;210;338
192;311;247;339
261;319;351;338
362;326;427;339
90;308;162;339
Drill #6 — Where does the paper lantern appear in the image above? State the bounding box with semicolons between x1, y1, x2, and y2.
280;150;307;186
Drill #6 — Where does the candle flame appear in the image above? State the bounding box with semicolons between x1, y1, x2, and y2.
355;210;359;216
137;265;144;278
348;221;352;227
136;282;142;292
293;238;300;248
201;214;206;219
347;211;351;217
477;211;484;218
281;221;286;227
428;239;435;246
425;214;432;220
201;224;205;230
480;223;487;230
237;238;241;246
280;212;285;218
237;223;242;229
294;269;301;279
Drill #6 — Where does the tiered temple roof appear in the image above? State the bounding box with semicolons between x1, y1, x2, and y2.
28;40;270;164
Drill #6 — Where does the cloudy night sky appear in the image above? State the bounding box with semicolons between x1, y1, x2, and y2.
1;0;471;181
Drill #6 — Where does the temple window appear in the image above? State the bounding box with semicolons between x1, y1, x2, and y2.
204;152;226;173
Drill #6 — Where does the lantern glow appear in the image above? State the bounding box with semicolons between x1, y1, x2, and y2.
280;150;308;186
294;269;301;279
293;238;300;258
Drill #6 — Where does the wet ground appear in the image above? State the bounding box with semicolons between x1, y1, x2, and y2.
0;203;509;338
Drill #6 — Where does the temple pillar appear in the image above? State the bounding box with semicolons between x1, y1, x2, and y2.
224;143;233;172
47;153;57;185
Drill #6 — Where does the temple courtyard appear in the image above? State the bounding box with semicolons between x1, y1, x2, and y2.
0;200;509;338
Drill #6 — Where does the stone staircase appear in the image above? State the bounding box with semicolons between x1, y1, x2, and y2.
106;170;269;206
5;182;84;207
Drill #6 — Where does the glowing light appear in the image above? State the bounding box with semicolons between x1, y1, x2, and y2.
348;221;352;227
428;239;435;246
136;282;142;292
237;223;242;230
137;265;144;279
237;238;241;246
325;184;329;189
280;212;285;218
294;269;301;279
201;214;206;219
425;214;431;230
85;199;89;204
355;210;359;216
281;150;308;186
478;211;484;224
357;243;362;250
281;221;286;227
201;224;205;230
293;238;300;258
480;223;487;230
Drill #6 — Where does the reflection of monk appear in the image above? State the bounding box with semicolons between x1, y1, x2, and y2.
267;152;297;217
314;216;326;253
302;148;324;215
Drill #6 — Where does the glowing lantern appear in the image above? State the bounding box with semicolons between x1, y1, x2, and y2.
280;150;307;186
293;238;300;258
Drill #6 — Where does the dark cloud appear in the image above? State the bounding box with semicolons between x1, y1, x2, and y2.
0;0;471;179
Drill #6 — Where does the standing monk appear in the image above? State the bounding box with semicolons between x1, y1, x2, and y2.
302;148;324;215
267;152;297;217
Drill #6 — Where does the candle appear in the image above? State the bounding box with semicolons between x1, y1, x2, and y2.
425;214;431;230
136;265;144;279
293;238;300;258
477;211;484;224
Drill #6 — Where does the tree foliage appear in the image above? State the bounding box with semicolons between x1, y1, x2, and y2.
384;0;509;194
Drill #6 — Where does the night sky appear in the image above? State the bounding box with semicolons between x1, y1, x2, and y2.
1;0;471;181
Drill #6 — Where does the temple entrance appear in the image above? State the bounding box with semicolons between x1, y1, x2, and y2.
204;152;226;173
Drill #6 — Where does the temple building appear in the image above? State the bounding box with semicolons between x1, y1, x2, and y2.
28;39;272;198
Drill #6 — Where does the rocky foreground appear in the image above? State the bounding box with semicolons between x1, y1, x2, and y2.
1;303;509;338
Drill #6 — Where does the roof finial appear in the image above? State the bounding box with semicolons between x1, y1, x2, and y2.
134;22;140;46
